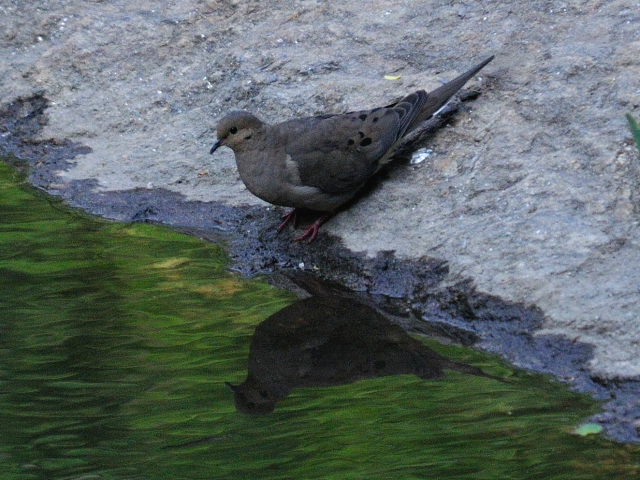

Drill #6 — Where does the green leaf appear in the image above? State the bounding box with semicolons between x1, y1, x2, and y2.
574;423;603;436
626;113;640;157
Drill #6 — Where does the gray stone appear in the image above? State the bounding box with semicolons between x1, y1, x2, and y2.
1;0;640;440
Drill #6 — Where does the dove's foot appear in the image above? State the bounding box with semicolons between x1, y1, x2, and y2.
294;213;332;243
277;209;300;233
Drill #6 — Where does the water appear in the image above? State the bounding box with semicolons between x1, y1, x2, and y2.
1;159;639;479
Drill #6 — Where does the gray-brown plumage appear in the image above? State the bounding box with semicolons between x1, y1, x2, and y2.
210;55;494;242
226;272;502;414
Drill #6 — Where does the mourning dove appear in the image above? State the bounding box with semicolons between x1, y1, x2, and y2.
226;271;500;414
210;55;494;242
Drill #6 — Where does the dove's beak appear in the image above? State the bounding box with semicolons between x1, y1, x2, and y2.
209;139;223;154
225;381;239;392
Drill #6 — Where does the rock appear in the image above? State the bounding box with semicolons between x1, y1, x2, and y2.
1;0;640;441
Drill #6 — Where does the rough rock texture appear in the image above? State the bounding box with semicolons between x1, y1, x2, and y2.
2;0;640;440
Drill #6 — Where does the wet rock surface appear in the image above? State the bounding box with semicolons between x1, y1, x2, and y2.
2;0;640;442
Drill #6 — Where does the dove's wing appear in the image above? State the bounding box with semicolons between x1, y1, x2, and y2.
282;90;428;195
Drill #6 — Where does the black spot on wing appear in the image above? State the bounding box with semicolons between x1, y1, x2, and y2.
360;137;372;147
359;113;368;121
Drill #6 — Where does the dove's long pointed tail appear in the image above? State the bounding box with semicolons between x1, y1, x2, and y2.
409;55;494;130
442;359;507;383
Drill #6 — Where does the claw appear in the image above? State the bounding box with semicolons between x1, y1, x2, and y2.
277;209;299;233
293;213;332;243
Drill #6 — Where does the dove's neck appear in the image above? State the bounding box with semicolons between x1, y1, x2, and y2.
234;126;291;206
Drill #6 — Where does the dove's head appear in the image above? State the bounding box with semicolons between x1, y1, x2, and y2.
225;381;277;415
210;111;265;154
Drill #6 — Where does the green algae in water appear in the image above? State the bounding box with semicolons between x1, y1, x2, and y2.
0;159;639;479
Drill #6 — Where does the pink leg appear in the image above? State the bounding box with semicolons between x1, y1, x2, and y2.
293;213;332;243
277;209;299;233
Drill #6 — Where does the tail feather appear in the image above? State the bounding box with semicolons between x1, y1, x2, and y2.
442;359;506;383
408;55;495;132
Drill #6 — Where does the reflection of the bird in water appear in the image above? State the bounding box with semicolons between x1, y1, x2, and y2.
227;273;501;414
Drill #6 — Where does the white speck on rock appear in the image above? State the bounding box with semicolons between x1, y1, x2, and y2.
410;148;433;165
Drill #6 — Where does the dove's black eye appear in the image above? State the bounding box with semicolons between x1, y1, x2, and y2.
229;126;238;134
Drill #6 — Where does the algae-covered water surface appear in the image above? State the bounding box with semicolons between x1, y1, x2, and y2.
1;159;639;479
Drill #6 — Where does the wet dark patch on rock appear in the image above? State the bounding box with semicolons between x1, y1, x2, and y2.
0;93;92;183
2;92;640;443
